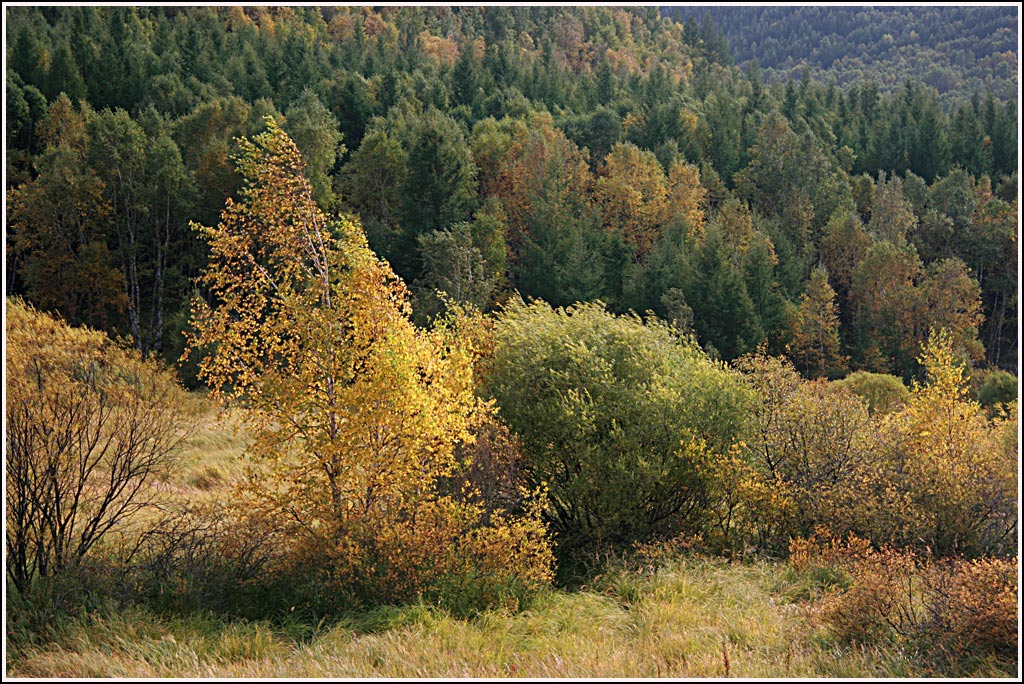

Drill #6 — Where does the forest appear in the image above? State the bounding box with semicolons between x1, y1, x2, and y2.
4;6;1020;678
661;5;1019;108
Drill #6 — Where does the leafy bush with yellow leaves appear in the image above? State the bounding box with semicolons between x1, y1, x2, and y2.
857;329;1017;557
731;351;872;553
737;332;1017;559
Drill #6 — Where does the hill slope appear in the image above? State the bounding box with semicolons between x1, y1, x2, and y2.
660;5;1019;107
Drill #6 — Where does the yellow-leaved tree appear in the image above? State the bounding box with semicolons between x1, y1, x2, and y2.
861;329;1017;557
185;119;552;610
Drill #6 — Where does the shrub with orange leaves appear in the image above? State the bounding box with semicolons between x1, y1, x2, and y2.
790;529;1018;669
921;556;1018;663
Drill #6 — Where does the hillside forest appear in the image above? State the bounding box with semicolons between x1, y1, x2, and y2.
4;6;1020;678
661;5;1018;109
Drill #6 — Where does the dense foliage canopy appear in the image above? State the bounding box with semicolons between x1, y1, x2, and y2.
661;6;1018;108
486;298;752;569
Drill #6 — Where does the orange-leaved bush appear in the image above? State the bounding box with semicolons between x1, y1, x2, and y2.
790;529;1018;670
185;118;552;611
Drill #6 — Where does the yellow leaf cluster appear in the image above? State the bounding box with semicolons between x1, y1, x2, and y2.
866;330;1017;556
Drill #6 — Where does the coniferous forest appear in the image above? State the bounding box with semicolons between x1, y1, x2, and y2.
661;5;1018;108
4;6;1020;678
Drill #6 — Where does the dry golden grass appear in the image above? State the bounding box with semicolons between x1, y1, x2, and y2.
170;396;253;492
12;554;1007;679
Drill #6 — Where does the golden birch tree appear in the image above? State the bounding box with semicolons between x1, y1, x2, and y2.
185;119;551;606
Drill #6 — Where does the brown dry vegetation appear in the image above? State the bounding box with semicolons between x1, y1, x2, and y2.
14;551;1011;679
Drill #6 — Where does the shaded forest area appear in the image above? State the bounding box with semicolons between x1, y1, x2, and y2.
5;5;1019;378
661;5;1019;108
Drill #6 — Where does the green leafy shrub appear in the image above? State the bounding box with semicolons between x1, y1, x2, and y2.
485;298;752;572
976;369;1017;409
833;370;910;414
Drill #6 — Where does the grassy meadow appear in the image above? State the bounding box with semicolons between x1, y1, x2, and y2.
5;557;971;679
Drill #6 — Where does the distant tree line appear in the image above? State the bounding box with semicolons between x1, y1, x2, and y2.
660;5;1018;109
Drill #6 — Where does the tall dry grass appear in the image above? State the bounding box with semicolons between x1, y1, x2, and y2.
13;553;1008;679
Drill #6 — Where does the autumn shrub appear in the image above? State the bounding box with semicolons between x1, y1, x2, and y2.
730;351;872;553
106;504;289;618
428;499;555;615
5;298;195;603
283;492;553;616
790;530;1018;669
698;443;799;556
5;502;288;626
185;119;553;614
486;298;753;572
439;406;532;523
736;337;1017;559
857;330;1018;557
801;535;924;645
920;556;1018;664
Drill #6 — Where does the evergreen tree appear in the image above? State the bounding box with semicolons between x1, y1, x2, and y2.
284;87;346;211
44;39;88;102
687;225;763;359
8;95;125;330
401;109;478;231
